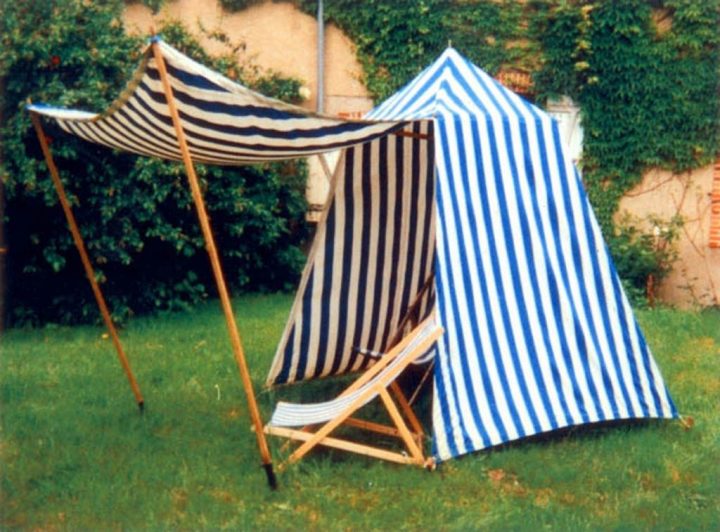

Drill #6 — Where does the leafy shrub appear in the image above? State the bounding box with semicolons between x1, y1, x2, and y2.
1;1;308;326
608;214;683;307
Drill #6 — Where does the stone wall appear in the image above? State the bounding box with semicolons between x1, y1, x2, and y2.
124;0;372;113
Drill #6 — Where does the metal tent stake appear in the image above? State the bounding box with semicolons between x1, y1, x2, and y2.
29;112;145;412
151;41;276;490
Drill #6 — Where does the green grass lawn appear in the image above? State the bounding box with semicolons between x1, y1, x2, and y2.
1;294;718;530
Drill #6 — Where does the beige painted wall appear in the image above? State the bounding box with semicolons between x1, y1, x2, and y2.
124;0;372;113
618;165;719;308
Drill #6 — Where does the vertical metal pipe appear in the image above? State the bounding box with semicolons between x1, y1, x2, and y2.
317;0;325;113
0;75;6;333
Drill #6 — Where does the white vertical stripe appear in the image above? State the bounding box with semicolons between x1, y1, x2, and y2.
377;136;398;345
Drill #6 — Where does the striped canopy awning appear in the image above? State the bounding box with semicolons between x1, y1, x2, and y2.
27;38;405;165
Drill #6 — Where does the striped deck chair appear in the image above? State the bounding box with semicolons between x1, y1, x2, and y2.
264;315;444;467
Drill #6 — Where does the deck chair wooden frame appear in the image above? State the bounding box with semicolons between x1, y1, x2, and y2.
264;315;443;468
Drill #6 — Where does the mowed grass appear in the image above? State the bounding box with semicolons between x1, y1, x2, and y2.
1;294;718;530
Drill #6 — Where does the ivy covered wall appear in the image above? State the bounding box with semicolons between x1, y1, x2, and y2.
534;0;719;230
295;0;719;303
134;0;719;304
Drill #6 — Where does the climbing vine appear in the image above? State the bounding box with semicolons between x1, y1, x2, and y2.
534;0;720;232
296;0;529;102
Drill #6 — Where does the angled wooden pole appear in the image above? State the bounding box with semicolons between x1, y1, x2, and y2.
29;111;145;412
150;40;277;489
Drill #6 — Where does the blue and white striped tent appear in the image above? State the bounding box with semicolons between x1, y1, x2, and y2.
29;40;677;463
265;48;678;462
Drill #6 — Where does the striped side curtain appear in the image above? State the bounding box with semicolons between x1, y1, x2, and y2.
267;121;436;385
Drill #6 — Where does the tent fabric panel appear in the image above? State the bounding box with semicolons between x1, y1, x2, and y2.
267;121;436;385
367;47;540;123
429;100;677;462
28;39;406;165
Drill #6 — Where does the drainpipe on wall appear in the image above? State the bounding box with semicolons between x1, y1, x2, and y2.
317;0;324;113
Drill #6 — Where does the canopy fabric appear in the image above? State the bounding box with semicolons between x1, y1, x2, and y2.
27;38;405;165
268;48;677;462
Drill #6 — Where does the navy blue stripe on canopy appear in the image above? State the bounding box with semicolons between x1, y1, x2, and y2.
27;39;406;165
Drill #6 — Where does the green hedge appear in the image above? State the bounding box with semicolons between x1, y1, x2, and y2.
1;1;308;326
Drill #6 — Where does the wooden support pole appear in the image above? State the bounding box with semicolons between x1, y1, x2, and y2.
150;40;276;489
29;112;145;411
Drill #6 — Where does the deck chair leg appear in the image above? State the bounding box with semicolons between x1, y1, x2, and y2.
389;381;425;439
287;389;374;463
379;388;425;463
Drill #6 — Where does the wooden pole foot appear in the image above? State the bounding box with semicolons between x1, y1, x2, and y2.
138;401;145;415
263;463;278;490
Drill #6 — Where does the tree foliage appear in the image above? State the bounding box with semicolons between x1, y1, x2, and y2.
1;0;308;325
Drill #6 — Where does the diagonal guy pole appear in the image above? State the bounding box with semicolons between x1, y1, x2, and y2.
29;110;145;412
150;38;277;490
